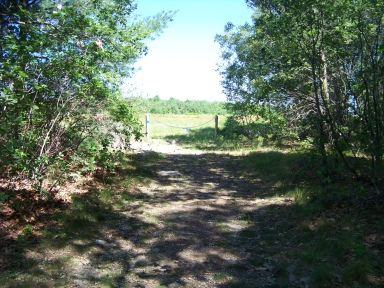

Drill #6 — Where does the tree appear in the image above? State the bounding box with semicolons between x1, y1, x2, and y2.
217;0;384;181
0;0;174;189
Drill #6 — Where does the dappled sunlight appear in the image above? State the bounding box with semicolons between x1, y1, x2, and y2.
1;146;299;287
2;141;383;287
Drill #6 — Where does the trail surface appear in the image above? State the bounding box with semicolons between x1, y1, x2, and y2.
18;143;303;287
102;142;298;287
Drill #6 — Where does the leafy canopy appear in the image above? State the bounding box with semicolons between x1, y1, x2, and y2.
0;0;174;189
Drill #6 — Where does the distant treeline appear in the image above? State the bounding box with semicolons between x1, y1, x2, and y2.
125;96;228;115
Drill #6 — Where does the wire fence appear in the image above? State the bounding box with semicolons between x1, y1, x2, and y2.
152;117;216;130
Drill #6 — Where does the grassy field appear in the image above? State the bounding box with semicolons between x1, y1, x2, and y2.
141;114;226;138
140;114;261;150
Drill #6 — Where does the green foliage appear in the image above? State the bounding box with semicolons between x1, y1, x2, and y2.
221;115;280;143
217;0;384;181
126;96;228;115
0;192;9;203
0;1;173;189
220;116;249;139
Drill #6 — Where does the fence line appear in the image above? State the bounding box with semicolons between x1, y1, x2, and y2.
152;117;216;130
145;115;219;138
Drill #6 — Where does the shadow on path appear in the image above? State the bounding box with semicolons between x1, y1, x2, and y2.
2;149;310;287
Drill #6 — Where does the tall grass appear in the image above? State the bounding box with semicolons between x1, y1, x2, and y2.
140;114;267;150
141;114;227;139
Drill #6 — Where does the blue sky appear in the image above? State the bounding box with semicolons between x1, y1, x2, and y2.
122;0;253;102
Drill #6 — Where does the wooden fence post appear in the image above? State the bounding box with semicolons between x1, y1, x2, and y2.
215;115;219;137
146;114;150;138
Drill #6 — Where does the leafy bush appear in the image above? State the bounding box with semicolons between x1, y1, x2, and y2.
0;1;173;191
220;114;284;143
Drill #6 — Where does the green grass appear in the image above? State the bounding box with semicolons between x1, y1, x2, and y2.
140;114;264;150
214;272;231;281
141;114;290;151
142;114;226;139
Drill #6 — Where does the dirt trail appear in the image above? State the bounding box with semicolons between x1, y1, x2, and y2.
106;142;297;287
20;143;301;287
